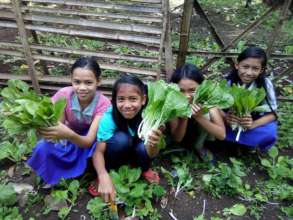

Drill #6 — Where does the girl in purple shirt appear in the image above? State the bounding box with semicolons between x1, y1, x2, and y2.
28;57;110;185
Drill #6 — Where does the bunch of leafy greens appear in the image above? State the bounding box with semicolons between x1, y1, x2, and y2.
110;165;165;218
0;79;66;136
229;85;266;141
138;80;191;149
192;80;234;113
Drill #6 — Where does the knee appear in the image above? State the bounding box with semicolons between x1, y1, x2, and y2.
106;131;131;153
135;142;151;159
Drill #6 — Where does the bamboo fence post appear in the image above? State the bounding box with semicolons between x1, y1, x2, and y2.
176;0;193;68
266;0;292;59
11;0;41;93
22;0;50;76
164;0;173;80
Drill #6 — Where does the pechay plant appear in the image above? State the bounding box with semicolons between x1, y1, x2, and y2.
0;79;66;136
161;163;193;198
228;84;267;141
138;80;191;149
110;165;165;218
192;79;234;113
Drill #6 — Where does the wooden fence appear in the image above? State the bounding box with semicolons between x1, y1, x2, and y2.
177;0;293;77
0;0;173;95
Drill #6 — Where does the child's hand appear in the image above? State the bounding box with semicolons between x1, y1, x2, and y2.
99;173;116;203
38;122;73;140
191;103;203;119
225;112;240;125
146;128;163;158
240;114;253;129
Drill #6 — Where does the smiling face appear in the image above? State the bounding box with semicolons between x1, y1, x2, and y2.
71;67;99;105
178;78;199;103
235;58;263;85
116;83;146;119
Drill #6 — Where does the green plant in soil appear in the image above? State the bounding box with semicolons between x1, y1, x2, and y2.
276;101;293;149
202;158;247;198
161;162;193;197
48;179;80;220
87;197;109;220
110;165;165;218
0;183;22;219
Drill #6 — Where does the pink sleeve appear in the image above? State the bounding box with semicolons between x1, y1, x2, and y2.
94;94;111;116
51;87;73;103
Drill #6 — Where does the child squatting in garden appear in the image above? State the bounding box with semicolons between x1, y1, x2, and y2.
88;74;164;202
224;46;278;152
28;57;111;185
168;64;226;162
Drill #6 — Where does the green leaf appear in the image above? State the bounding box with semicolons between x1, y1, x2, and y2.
0;184;17;206
53;98;66;123
261;158;272;168
87;197;107;219
68;180;79;194
130;183;147;198
268;147;278;159
128;168;141;183
225;203;247;216
58;207;70;220
202;174;212;184
281;206;293;217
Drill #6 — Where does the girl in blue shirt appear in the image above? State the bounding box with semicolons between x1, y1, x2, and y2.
224;46;278;152
88;74;163;202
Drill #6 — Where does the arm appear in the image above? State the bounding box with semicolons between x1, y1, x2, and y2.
240;112;276;130
169;117;189;142
192;105;226;140
93;141;116;203
39;115;102;148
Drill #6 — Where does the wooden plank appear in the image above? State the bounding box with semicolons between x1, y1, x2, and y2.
0;49;158;77
11;0;41;93
0;42;159;62
23;14;162;35
22;0;162;14
22;6;163;23
26;24;161;45
0;21;161;45
176;0;193;68
0;73;114;86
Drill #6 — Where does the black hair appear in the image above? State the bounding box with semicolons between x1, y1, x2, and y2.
70;57;101;80
112;74;146;132
226;46;267;88
170;63;204;84
226;46;277;118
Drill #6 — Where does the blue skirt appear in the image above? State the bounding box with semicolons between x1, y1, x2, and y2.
27;139;96;185
225;120;277;152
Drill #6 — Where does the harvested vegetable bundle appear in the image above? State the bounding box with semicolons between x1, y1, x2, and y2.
229;84;266;141
138;80;191;149
192;80;234;113
0;80;66;135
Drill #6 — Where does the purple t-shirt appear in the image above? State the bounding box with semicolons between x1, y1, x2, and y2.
52;86;111;134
